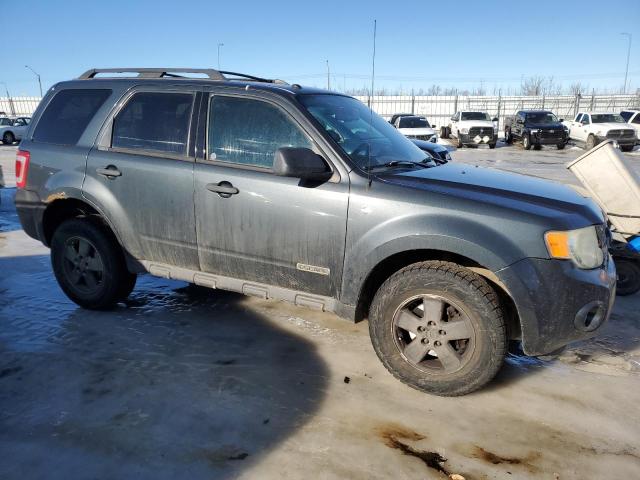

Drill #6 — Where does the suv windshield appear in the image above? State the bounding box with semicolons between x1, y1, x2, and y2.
300;94;429;170
461;112;491;121
398;116;429;128
591;114;624;123
525;112;558;124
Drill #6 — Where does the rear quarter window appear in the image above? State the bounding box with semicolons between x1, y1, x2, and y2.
33;89;111;145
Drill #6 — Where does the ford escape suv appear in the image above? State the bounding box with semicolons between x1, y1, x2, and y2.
15;68;616;396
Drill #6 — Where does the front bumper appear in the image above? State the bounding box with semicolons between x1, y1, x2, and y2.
531;131;567;145
496;255;616;356
459;132;498;145
595;135;636;147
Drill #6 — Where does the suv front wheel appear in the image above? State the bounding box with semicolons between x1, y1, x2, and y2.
51;218;136;309
369;261;507;396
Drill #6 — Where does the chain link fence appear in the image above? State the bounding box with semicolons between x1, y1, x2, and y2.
355;93;640;130
0;97;41;117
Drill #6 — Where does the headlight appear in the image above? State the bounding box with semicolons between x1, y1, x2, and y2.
529;129;539;134
544;226;604;269
460;128;469;134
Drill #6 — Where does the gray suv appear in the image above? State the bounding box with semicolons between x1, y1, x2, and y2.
15;68;616;396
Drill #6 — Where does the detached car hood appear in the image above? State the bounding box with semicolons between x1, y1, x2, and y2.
398;127;437;137
378;163;604;226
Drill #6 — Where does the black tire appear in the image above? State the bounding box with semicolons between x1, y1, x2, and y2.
615;258;640;296
118;271;138;300
533;143;542;150
51;218;131;309
489;143;496;149
440;126;449;139
2;132;15;145
523;133;531;150
504;128;513;144
456;135;463;148
586;134;596;150
620;145;634;153
369;260;507;396
557;143;565;150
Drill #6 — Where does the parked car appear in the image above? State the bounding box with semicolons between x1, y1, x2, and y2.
410;138;451;164
391;114;438;142
563;112;636;152
620;110;640;144
504;110;567;150
15;67;615;396
0;117;31;145
440;111;498;148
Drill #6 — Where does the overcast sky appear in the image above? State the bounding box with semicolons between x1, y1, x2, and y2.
2;0;638;96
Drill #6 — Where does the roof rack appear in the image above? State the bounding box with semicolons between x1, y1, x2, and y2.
78;68;287;84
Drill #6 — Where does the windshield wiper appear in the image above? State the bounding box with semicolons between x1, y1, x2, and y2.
365;160;431;171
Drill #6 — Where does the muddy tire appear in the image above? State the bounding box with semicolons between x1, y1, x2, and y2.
586;134;596;150
440;126;449;139
523;133;531;150
620;145;634;153
369;261;507;396
557;143;565;150
2;132;15;145
504;128;512;144
615;258;640;296
51;218;131;309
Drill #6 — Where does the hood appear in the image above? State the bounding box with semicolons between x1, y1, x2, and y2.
377;163;604;227
411;139;448;153
457;120;495;129
592;123;636;132
398;127;437;137
525;122;564;130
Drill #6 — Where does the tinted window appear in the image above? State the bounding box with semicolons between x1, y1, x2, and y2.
582;115;590;124
461;112;490;121
398;116;429;128
591;114;624;123
33;89;111;145
208;96;312;168
112;92;193;154
575;114;583;123
14;118;27;126
633;115;640;125
620;111;633;122
526;112;558;124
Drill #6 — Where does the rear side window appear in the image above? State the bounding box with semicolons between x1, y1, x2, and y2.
112;92;193;155
33;89;111;145
208;96;312;168
633;115;640;125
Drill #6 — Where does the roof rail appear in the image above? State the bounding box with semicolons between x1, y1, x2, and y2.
78;68;288;84
78;68;226;81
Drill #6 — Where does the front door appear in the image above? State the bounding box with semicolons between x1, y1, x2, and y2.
84;90;200;270
194;93;349;297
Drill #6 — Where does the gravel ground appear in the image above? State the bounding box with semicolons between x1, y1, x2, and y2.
1;142;639;479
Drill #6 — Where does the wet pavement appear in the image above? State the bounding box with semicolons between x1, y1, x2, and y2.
1;144;640;479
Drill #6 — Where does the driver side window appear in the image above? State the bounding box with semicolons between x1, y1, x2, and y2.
582;115;590;125
208;96;312;169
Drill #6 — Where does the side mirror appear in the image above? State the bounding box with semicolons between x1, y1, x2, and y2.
559;118;564;122
273;147;332;181
492;117;498;122
431;124;436;128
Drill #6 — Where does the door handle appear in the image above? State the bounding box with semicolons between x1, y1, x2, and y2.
206;181;239;197
96;166;122;178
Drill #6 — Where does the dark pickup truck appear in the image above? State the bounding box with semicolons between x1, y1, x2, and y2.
504;110;568;150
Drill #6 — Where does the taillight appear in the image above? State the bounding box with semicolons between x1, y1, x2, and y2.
15;150;30;189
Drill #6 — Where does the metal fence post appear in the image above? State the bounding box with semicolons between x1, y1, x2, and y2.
590;90;595;111
453;95;458;114
411;89;415;114
497;93;502;130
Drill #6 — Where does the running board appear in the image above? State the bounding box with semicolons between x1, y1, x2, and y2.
141;261;340;314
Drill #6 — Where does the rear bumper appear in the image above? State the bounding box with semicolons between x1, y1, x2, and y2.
15;188;46;243
496;256;616;356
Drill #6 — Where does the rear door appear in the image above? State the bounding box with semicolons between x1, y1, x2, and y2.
84;88;200;270
193;91;349;297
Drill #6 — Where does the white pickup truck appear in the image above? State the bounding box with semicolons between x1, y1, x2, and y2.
621;110;640;143
0;117;31;145
563;112;636;152
440;111;498;148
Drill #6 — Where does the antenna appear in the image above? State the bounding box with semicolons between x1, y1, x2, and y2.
367;19;377;187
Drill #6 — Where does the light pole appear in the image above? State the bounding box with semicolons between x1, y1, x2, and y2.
1;81;15;115
217;43;224;70
621;32;632;93
25;65;43;97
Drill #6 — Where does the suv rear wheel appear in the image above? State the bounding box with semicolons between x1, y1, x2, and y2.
369;261;507;396
51;218;136;309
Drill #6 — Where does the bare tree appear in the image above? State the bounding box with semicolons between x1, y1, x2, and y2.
520;75;545;95
426;84;441;96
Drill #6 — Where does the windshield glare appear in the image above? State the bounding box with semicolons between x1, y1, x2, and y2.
398;116;429;128
461;112;491;121
591;114;624;123
526;112;558;124
300;94;428;169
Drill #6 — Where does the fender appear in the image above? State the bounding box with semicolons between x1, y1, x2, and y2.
339;213;533;306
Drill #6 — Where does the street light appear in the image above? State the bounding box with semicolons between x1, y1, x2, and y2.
621;33;632;94
25;65;43;97
217;43;224;70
